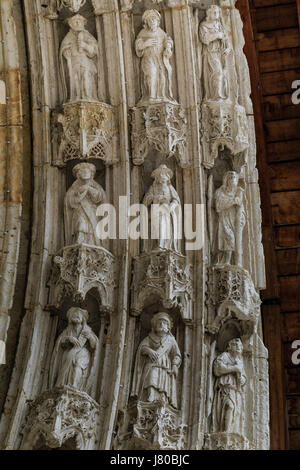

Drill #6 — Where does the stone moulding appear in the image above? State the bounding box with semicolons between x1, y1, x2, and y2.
204;432;250;450
131;250;193;320
130;102;189;168
201;101;249;170
53;101;119;166
49;243;117;313
21;386;100;450
116;400;186;450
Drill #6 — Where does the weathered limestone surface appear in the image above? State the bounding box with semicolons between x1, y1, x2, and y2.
0;0;269;450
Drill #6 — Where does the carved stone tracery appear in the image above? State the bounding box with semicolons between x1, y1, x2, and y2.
21;387;100;450
131;250;193;320
49;244;117;313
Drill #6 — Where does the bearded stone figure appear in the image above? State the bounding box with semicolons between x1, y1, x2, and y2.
131;312;181;409
211;338;246;433
135;9;175;105
60;14;99;102
64;162;106;246
199;5;230;101
143;165;181;253
215;171;245;266
49;307;98;392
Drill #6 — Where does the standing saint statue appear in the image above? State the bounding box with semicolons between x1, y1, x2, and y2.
211;338;246;433
199;5;230;101
49;307;98;392
215;171;245;266
143;164;181;252
64;162;106;246
60;14;99;102
135;9;175;104
131;312;181;409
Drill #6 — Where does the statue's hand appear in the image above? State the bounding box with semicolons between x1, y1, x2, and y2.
68;337;81;348
144;38;158;48
172;365;179;378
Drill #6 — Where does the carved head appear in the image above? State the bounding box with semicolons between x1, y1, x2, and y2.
151;164;173;185
223;170;239;189
151;312;172;335
67;307;88;325
67;14;87;32
227;338;243;354
142;9;161;31
206;5;221;21
72;162;96;181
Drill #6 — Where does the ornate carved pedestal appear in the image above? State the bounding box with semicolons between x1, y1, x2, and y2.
201;101;249;170
131;102;188;167
53;101;118;166
49;244;116;312
131;250;193;319
208;264;261;327
21;387;100;450
116;400;185;450
204;432;250;450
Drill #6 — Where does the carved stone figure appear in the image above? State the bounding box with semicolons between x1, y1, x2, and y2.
60;14;99;102
215;171;245;266
143;164;181;252
211;338;246;433
135;10;175;105
199;5;230;101
131;312;181;409
64;162;106;246
49;307;98;391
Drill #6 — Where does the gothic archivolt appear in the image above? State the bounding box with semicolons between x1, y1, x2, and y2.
0;0;268;451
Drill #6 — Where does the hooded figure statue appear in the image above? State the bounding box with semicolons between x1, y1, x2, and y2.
49;307;98;393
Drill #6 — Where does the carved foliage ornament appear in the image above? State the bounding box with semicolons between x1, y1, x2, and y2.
201;102;249;170
131;103;188;167
116;400;186;450
50;244;116;312
55;102;118;165
131;250;193;319
22;387;100;450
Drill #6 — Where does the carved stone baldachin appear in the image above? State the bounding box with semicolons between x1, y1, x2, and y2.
49;244;116;312
21;387;100;450
201;101;249;170
131;103;189;168
131;250;193;320
42;0;87;19
53;101;118;166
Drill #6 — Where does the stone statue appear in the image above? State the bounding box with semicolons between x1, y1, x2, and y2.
199;5;230;101
60;14;99;102
135;9;175;104
131;312;181;409
143;164;181;252
215;171;245;266
64;162;106;246
49;307;98;391
211;338;246;433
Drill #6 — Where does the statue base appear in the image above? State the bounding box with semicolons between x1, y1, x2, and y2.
131;102;189;167
52;101;118;166
115;400;186;450
21;386;100;450
201;101;249;170
204;432;250;450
